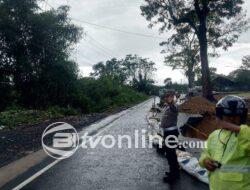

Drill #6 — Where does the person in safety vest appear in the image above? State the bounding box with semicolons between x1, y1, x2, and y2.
199;95;250;190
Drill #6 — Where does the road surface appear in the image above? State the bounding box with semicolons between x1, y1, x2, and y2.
5;99;209;190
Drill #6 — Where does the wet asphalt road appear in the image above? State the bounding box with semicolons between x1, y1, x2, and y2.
22;100;209;190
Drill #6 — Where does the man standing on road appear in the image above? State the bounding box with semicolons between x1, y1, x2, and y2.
160;90;180;183
199;96;250;190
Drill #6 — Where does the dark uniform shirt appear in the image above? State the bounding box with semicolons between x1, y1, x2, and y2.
160;103;178;129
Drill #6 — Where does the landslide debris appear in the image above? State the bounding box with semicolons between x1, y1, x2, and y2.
179;95;250;140
179;96;216;115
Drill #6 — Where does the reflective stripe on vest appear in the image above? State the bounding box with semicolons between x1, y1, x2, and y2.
220;164;250;173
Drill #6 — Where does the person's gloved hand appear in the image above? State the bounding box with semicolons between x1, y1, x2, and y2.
204;158;217;171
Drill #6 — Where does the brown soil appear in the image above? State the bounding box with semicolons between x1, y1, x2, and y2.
179;95;224;115
181;95;250;140
185;114;220;140
179;96;215;114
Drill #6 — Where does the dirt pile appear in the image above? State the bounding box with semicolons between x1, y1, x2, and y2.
180;95;250;140
179;96;216;114
184;115;219;140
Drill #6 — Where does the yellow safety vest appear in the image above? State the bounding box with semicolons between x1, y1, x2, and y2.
199;125;250;190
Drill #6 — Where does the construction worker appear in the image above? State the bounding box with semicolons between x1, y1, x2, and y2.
199;95;250;190
160;90;180;183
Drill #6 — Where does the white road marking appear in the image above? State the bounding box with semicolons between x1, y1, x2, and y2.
12;122;116;190
12;160;60;190
12;99;152;190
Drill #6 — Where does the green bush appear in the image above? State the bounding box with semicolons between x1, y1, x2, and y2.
47;106;79;117
0;76;149;128
74;77;149;113
0;109;48;128
0;106;79;128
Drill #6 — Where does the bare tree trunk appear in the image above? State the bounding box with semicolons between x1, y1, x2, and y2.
187;69;195;88
187;56;196;88
198;19;214;100
199;39;213;99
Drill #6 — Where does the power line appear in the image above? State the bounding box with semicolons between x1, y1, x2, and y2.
43;1;165;40
41;2;118;58
87;40;114;58
41;2;114;59
84;38;113;58
43;0;54;10
224;65;241;68
212;65;241;68
86;33;120;57
71;18;165;40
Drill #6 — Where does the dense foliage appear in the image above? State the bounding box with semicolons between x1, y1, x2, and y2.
229;60;250;91
0;0;82;110
141;0;249;99
74;77;148;113
91;55;157;94
195;58;250;92
0;0;149;116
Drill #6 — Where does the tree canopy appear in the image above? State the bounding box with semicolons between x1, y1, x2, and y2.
228;55;250;91
242;55;250;70
0;0;82;109
91;54;157;94
141;0;249;99
161;33;200;88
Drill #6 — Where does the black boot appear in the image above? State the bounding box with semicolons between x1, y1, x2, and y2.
165;166;181;176
163;172;180;183
165;171;170;176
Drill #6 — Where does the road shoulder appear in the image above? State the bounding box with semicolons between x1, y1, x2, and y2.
0;99;152;189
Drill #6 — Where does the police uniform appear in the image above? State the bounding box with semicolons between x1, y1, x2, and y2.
160;103;180;177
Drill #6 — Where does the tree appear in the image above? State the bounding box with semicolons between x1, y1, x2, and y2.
241;55;250;70
0;1;83;108
164;77;172;88
0;0;39;102
229;69;250;91
122;54;140;83
0;0;151;114
91;55;157;94
228;57;250;91
122;54;156;85
141;0;249;100
91;62;106;77
195;67;217;86
28;6;82;107
122;54;156;93
91;58;127;84
162;33;200;88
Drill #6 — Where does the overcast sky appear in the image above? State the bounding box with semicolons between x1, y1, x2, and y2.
45;0;250;85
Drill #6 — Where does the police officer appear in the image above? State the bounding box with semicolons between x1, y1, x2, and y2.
199;95;250;190
160;90;180;183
